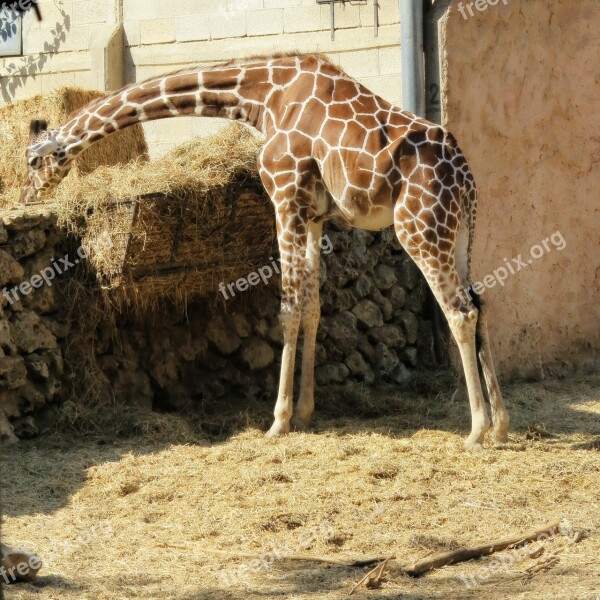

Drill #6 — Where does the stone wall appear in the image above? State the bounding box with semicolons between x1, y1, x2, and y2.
0;209;69;442
96;221;435;413
0;209;436;442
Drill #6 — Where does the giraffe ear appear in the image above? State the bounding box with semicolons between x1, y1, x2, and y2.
29;119;48;143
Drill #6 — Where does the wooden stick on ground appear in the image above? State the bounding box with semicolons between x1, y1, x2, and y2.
349;555;395;596
401;520;564;577
157;520;579;579
156;542;387;568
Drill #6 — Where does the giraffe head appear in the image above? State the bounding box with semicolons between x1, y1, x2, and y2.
20;119;73;204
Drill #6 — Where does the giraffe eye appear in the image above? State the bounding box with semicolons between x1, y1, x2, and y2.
28;156;41;168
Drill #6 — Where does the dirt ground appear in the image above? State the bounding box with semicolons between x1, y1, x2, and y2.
2;373;599;600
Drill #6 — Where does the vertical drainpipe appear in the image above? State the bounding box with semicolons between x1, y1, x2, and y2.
424;0;451;124
399;0;425;117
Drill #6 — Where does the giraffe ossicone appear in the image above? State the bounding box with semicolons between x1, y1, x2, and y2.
20;53;509;448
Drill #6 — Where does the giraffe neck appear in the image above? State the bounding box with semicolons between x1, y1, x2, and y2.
57;63;271;156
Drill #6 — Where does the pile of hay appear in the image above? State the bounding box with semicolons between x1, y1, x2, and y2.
0;87;148;204
52;123;275;309
0;85;275;309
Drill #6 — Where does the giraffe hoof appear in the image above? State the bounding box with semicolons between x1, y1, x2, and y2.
491;414;510;444
464;429;487;450
290;416;310;432
491;427;509;444
266;422;290;437
464;440;485;452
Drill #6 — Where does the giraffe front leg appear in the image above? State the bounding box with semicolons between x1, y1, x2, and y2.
291;220;323;431
267;307;302;437
266;205;309;438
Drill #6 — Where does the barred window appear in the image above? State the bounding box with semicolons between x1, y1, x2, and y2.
0;7;23;57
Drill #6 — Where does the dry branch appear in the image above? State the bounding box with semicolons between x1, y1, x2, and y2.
349;555;394;595
401;520;564;577
157;520;580;581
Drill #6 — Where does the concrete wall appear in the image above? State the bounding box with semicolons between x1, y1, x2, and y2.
442;0;600;378
123;0;402;157
0;0;121;102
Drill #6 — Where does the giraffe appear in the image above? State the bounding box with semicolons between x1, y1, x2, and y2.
20;53;509;448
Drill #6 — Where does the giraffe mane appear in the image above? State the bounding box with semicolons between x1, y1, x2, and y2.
215;51;335;68
62;53;342;123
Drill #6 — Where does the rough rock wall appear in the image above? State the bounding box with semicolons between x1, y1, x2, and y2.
0;211;437;441
0;210;69;442
442;0;600;378
95;221;436;414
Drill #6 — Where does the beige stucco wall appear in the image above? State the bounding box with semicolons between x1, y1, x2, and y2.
442;0;600;378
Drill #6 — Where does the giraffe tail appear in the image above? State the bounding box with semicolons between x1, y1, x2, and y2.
462;181;477;290
461;182;486;357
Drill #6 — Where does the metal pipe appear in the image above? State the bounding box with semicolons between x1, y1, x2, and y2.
399;0;425;117
424;0;451;124
330;1;335;41
374;0;378;38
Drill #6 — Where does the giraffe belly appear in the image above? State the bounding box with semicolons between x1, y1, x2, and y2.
319;178;395;231
348;207;394;231
330;200;394;231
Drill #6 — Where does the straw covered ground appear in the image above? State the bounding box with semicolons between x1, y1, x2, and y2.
2;374;599;600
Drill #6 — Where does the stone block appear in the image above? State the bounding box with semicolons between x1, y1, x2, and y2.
241;337;275;370
246;8;284;36
0;356;27;389
9;311;57;354
140;18;176;44
209;11;246;39
283;5;321;33
175;15;210;43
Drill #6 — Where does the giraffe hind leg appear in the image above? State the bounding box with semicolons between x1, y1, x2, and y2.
397;243;491;447
395;210;490;448
456;209;509;443
473;293;510;442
